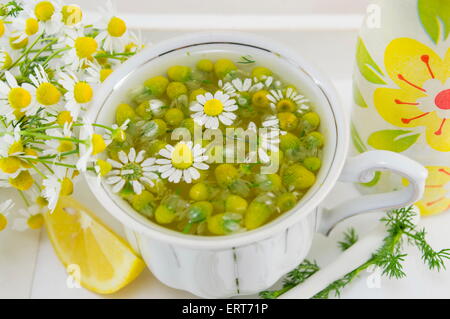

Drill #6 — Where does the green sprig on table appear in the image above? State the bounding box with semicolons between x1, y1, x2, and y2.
260;206;450;299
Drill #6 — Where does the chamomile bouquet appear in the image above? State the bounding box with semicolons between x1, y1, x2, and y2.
0;0;145;232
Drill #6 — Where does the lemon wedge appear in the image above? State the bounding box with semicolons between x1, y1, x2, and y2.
44;196;145;294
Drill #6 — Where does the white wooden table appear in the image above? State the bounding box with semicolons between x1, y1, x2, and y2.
1;5;450;298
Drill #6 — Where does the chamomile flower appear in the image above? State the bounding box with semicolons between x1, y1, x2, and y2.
95;1;129;53
58;71;94;119
0;71;37;120
103;119;129;145
12;204;45;231
84;61;113;84
60;28;98;70
0;19;10;40
43;123;75;156
267;87;310;113
26;0;63;35
10;14;40;44
0;49;13;70
42;166;73;211
247;122;280;163
76;118;107;171
29;65;61;108
0;124;23;157
105;148;159;194
61;4;83;28
190;91;237;129
0;199;14;231
156;141;208;184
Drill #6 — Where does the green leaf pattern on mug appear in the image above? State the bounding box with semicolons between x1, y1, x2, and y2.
351;122;368;153
353;81;368;108
356;37;386;85
368;130;420;152
418;0;450;44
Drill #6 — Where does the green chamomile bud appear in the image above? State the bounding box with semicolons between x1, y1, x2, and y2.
147;140;167;156
254;174;282;192
283;164;316;190
166;82;188;100
130;191;156;217
167;65;191;82
196;59;214;72
280;132;301;152
305;131;324;149
116;103;136;125
208;212;242;235
225;195;248;214
155;204;175;224
215;164;238;188
276;193;297;212
278;112;299;131
303;112;320;130
136;101;152;120
252;90;270;108
144;76;169;97
189;182;210;201
188;201;213;223
251;66;272;79
164;108;184;126
141;119;167;138
303;156;322;172
245;200;272;230
214;59;237;78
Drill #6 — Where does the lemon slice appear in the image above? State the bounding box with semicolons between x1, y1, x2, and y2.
44;196;145;294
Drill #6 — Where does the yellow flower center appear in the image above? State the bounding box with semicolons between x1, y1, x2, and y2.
1;51;12;69
8;87;32;109
36;82;61;106
100;69;113;82
203;98;224;116
60;177;73;196
91;134;106;155
8;140;23;155
0;214;7;231
57;140;74;153
276;99;296;112
62;5;82;26
9;170;34;191
96;159;112;176
27;213;44;229
171;143;193;170
56;111;73;125
74;82;93;103
0;157;22;174
0;20;5;37
25;18;39;36
107;17;126;37
74;37;98;59
9;36;28;50
35;1;55;21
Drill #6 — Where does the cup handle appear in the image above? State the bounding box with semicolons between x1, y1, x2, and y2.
318;150;428;235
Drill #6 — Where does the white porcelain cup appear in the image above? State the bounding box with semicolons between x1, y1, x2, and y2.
84;32;428;298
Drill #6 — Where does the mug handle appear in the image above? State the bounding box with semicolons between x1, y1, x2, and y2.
318;150;428;235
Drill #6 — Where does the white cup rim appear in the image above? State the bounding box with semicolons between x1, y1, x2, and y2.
84;31;349;250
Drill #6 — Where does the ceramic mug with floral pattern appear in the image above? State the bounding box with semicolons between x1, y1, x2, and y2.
352;0;450;216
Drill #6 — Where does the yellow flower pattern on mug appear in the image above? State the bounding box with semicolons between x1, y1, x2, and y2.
414;167;450;216
374;38;450;152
